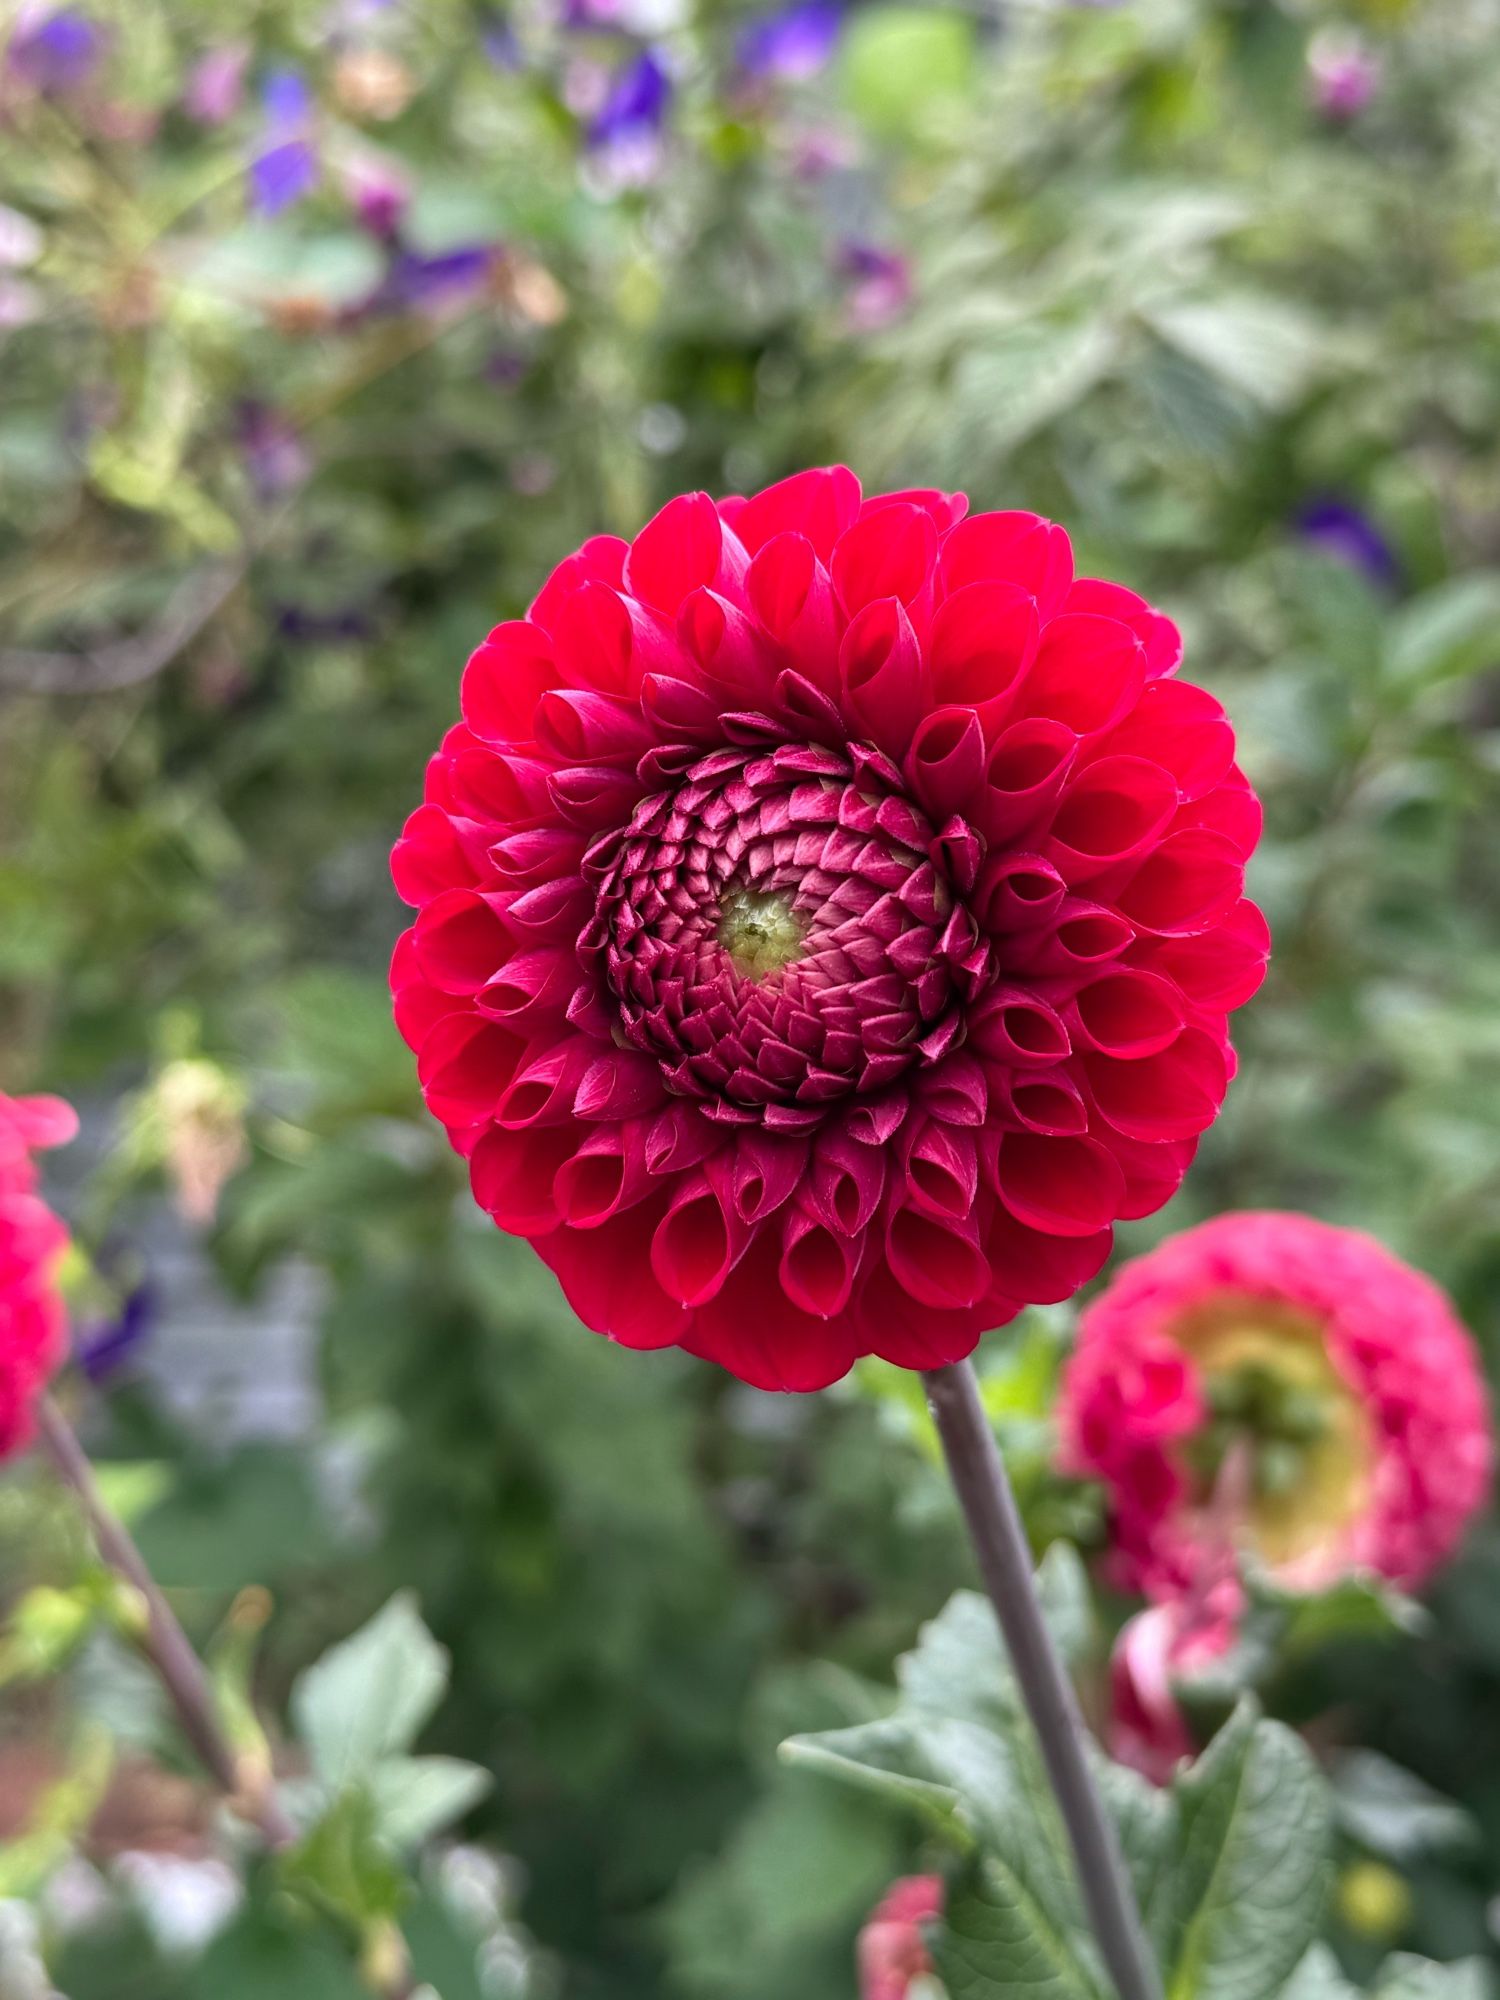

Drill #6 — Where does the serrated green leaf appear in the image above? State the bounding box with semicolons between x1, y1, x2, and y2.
934;1850;1102;2000
292;1593;449;1792
1152;1707;1330;2000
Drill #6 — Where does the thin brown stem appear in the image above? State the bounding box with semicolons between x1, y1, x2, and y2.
923;1361;1163;2000
35;1394;296;1851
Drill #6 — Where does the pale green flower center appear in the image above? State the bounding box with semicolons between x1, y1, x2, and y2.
718;889;806;981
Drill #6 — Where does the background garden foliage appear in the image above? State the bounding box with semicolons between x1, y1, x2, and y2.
1;0;1499;1995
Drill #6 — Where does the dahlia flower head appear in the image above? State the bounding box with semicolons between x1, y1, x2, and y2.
1060;1212;1493;1600
858;1874;944;2000
391;469;1267;1389
0;1092;77;1455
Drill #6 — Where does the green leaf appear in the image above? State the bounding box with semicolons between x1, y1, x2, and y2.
291;1593;449;1792
1374;1959;1494;2000
779;1716;962;1825
1144;295;1326;410
367;1755;492;1851
840;6;976;142
1331;1752;1476;1863
279;1789;407;1934
1152;1706;1330;2000
1382;575;1500;691
190;1901;369;2000
934;1850;1102;2000
1279;1944;1359;2000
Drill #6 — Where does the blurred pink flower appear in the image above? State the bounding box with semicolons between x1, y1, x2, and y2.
184;41;250;126
1108;1578;1237;1784
839;242;912;333
858;1875;943;2000
1060;1213;1494;1603
1308;31;1381;122
0;1093;77;1457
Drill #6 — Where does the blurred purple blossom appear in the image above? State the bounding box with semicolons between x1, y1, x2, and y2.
481;15;523;67
250;69;319;216
6;5;106;94
78;1283;156;1385
1296;497;1398;587
561;0;627;27
274;602;377;642
1308;30;1381;121
342;151;410;237
586;49;671;186
184;41;250;125
237;403;313;500
485;346;530;388
737;2;840;82
353;244;503;319
838;241;911;332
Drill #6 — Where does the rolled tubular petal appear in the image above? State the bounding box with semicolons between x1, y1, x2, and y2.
392;469;1266;1388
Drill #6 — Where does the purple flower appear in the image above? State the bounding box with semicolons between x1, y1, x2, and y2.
588;48;670;145
585;49;671;186
249;69;319;216
7;6;106;94
838;240;912;333
1296;498;1398;587
184;41;250;126
737;2;840;82
342;152;410;237
78;1283;156;1385
353;244;502;319
236;402;312;500
481;14;523;66
1308;30;1380;121
561;0;626;27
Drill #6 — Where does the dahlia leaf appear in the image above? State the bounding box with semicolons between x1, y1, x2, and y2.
1279;1944;1359;2000
291;1590;450;1792
1330;1751;1477;1863
933;1850;1103;2000
1151;1703;1330;2000
778;1717;965;1830
1373;1957;1495;2000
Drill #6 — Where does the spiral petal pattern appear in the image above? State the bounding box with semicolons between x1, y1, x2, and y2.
391;469;1267;1389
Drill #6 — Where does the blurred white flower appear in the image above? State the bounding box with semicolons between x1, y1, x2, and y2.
112;1851;243;1955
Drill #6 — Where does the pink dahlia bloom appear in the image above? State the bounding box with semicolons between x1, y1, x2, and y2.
390;469;1266;1389
1108;1585;1237;1784
1060;1212;1493;1600
858;1874;943;2000
0;1092;77;1455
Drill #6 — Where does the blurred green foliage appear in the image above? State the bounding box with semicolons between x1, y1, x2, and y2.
2;0;1500;1994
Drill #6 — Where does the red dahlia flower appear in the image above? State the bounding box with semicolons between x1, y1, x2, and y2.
0;1092;77;1455
391;469;1266;1389
1059;1212;1493;1599
858;1874;944;2000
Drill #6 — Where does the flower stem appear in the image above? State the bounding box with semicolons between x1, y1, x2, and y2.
35;1393;297;1853
922;1361;1163;2000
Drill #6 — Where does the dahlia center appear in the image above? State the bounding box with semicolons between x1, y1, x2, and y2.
1174;1298;1375;1569
585;742;987;1123
717;888;807;981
